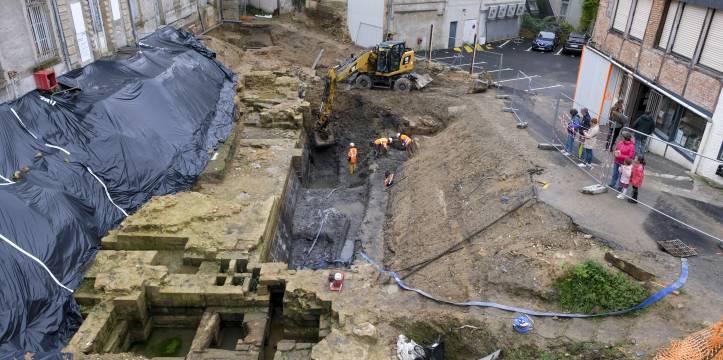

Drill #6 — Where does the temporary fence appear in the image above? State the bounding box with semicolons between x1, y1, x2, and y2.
654;320;723;360
504;86;723;249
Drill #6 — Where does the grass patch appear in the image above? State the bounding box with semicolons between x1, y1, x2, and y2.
554;260;648;313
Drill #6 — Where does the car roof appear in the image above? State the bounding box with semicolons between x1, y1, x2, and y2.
539;31;556;37
569;33;587;38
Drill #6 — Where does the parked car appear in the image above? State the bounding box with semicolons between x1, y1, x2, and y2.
563;33;590;54
531;31;559;52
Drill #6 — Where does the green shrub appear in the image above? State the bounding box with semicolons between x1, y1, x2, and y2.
579;0;600;32
160;337;183;356
554;260;648;313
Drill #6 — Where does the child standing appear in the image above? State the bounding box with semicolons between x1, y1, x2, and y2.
616;158;633;199
628;156;645;204
563;109;581;156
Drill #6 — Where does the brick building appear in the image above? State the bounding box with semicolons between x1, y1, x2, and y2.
0;0;220;103
573;0;723;184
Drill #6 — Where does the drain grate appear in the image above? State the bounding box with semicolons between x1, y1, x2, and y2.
657;239;698;257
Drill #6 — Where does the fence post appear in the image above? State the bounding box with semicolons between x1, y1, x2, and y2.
428;24;434;61
470;34;477;75
498;53;503;83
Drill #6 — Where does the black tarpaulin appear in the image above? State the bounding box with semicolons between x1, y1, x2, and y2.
0;27;236;356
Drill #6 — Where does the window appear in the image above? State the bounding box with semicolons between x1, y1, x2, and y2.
658;0;680;49
560;0;569;18
700;11;723;72
629;0;652;39
654;97;681;139
88;0;105;34
613;0;633;32
26;0;57;61
672;110;706;155
671;4;707;59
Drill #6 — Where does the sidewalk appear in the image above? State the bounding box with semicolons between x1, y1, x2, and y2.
534;147;723;298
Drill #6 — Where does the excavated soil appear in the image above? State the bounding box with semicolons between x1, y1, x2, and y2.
172;15;707;358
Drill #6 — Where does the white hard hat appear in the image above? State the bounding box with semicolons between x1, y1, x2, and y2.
350;142;355;147
334;272;343;281
396;133;401;137
388;137;393;142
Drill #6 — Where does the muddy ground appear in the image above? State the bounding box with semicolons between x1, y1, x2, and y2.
192;13;717;359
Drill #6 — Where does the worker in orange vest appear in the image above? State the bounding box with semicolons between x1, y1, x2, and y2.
397;133;414;155
372;137;393;156
347;143;358;175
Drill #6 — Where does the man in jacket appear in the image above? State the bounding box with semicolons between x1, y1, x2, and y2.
608;132;636;190
631;112;655;155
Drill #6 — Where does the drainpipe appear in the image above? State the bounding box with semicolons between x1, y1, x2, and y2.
50;0;72;71
126;0;138;44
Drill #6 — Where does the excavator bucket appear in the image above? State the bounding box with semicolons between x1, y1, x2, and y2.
314;129;336;148
412;73;433;89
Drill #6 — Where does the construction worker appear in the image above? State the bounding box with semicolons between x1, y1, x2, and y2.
397;133;414;155
384;171;395;188
372;137;393;156
347;143;358;175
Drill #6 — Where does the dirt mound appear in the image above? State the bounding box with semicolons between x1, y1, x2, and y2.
199;34;245;72
384;90;606;307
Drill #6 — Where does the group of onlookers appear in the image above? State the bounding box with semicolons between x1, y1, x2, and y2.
563;100;657;204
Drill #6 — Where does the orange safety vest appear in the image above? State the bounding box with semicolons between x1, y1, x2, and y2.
400;134;412;145
347;147;358;163
374;138;390;148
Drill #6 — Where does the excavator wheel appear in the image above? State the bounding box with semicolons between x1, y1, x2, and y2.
355;75;372;89
394;78;412;92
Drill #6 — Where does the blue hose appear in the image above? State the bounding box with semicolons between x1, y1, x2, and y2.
359;252;688;318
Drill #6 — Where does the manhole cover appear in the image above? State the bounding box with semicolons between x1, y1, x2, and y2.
657;239;698;257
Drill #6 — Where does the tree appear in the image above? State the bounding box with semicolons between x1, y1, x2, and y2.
579;0;600;33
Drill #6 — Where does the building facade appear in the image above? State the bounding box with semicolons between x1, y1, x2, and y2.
574;0;723;184
347;0;526;50
548;0;583;28
0;0;221;103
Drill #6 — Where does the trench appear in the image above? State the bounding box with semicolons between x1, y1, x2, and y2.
269;94;409;269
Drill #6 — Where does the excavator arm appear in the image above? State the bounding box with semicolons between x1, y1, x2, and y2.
315;51;375;135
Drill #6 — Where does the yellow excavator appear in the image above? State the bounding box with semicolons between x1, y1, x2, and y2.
314;41;432;147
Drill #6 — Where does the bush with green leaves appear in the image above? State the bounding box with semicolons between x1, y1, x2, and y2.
554;260;649;313
579;0;600;32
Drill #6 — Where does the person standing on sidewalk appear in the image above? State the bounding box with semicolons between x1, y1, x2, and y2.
607;101;628;151
608;132;635;190
631;112;655;155
579;118;600;168
347;143;358;175
628;155;645;204
563;109;581;156
617;158;633;199
578;108;592;158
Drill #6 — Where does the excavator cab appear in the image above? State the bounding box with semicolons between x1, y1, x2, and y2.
374;41;411;75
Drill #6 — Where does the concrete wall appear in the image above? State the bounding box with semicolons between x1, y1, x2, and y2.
696;91;723;185
347;0;384;47
549;0;583;28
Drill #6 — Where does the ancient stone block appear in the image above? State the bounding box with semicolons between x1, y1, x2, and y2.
190;312;221;351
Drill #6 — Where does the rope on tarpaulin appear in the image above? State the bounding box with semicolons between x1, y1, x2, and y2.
359;252;688;318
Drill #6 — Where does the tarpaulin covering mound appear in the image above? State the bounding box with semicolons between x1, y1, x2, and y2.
0;27;236;356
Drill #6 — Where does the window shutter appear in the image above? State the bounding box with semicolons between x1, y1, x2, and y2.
700;11;723;72
658;1;679;49
613;0;632;32
629;0;652;39
672;4;707;58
